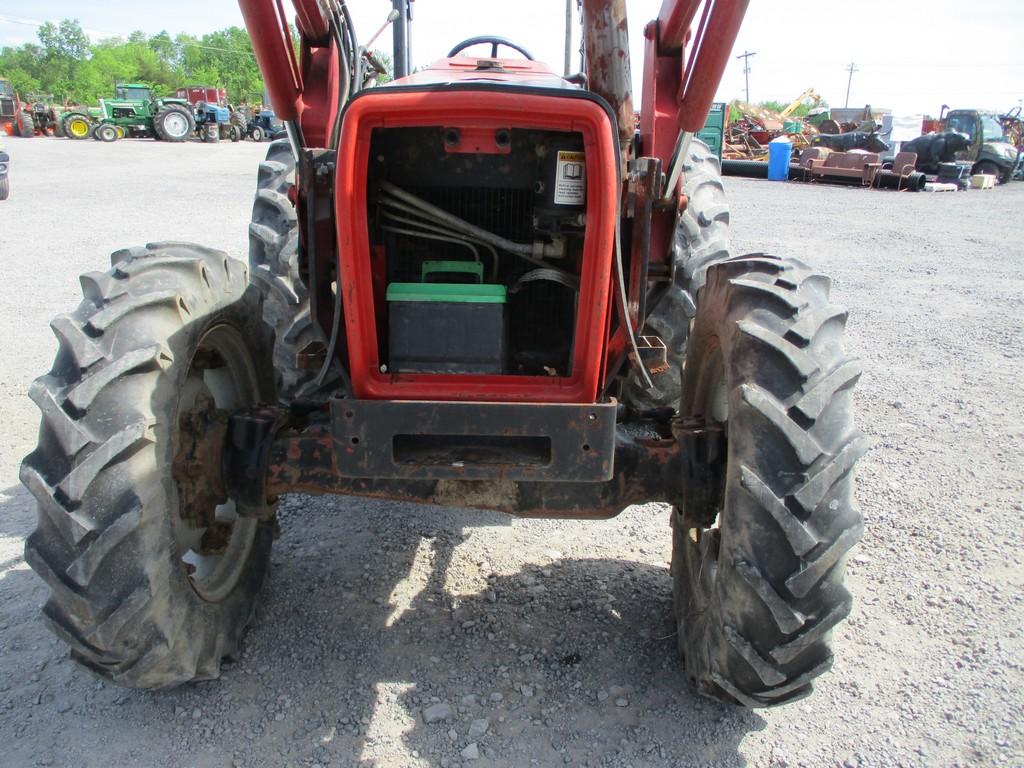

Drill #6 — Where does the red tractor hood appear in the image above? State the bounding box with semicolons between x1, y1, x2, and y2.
389;56;578;92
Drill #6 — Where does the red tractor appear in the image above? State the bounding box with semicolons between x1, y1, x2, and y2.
22;0;864;707
0;78;34;137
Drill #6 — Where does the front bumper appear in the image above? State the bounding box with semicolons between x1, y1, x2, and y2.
332;399;618;482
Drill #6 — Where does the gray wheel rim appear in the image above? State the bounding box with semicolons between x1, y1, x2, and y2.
174;324;261;603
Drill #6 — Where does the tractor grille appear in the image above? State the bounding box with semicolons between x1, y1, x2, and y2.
408;186;534;242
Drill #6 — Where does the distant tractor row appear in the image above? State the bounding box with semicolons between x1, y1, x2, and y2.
1;80;280;143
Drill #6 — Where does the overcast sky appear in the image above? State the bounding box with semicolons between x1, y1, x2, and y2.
1;1;1021;116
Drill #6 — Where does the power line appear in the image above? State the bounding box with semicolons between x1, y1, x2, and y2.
736;50;756;103
844;61;859;108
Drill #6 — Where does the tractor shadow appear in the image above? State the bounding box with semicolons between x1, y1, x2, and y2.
0;487;762;767
224;494;764;766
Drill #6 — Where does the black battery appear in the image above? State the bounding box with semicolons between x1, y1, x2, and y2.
387;282;507;374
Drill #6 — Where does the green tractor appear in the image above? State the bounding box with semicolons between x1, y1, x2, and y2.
944;108;1020;184
62;83;195;142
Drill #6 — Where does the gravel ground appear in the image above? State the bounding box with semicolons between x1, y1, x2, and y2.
0;136;1021;768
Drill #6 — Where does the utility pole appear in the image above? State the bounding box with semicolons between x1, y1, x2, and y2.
564;0;573;76
844;62;858;108
736;50;756;103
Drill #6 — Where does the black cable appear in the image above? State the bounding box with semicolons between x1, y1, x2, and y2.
326;1;351;150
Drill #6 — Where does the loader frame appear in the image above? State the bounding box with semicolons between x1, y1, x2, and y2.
231;0;749;516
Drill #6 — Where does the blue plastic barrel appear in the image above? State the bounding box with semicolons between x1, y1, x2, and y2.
767;137;793;181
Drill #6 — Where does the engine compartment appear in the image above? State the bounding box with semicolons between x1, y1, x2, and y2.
366;126;589;377
335;87;618;403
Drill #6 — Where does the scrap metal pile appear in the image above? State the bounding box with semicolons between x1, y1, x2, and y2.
720;96;1022;190
725;100;816;159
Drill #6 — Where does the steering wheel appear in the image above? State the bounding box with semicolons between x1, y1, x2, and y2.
447;36;535;61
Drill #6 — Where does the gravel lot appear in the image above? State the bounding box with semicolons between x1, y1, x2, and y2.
0;136;1021;768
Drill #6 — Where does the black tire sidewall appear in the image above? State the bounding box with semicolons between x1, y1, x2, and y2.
149;287;276;661
673;283;730;683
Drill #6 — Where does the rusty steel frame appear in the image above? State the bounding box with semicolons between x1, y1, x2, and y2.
194;401;723;520
599;0;749;382
262;418;686;520
167;387;734;523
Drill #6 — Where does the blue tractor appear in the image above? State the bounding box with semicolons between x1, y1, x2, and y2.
194;102;242;142
246;109;282;141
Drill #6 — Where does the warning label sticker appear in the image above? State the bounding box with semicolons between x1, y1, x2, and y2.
554;151;586;206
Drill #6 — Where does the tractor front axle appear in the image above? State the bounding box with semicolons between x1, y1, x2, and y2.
204;399;718;520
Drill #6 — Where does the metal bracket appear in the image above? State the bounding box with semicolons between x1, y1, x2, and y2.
659;130;693;206
223;408;292;519
673;416;726;527
636;335;669;376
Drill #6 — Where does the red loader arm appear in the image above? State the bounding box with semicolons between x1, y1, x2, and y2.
640;0;749;193
583;0;749;381
238;0;340;148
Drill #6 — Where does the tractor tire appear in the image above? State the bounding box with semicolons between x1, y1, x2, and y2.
17;110;34;137
624;137;730;411
96;124;118;143
230;112;246;141
250;126;265;142
229;124;242;143
63;113;93;140
52;111;66;138
249;140;340;401
0;177;9;201
972;160;1008;185
21;243;276;689
154;105;195;143
670;253;865;707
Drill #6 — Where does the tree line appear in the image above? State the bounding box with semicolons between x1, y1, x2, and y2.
0;19;266;105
